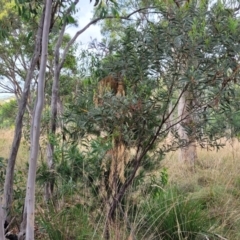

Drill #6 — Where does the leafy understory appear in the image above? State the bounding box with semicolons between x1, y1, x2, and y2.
1;0;240;239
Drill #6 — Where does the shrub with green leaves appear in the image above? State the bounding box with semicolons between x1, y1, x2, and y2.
0;99;17;128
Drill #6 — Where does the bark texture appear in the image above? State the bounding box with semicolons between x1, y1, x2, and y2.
3;11;45;223
45;22;64;201
25;2;52;238
178;91;197;166
45;0;80;201
18;2;52;239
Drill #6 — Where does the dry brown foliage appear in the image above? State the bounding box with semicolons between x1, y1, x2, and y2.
94;75;125;106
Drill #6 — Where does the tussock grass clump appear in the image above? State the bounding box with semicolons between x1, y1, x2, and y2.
134;187;213;240
2;126;240;239
161;139;240;239
38;203;96;240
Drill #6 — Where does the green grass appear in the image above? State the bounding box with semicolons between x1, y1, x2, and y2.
2;128;240;239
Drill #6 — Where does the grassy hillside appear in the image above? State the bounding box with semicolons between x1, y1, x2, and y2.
0;129;29;164
161;140;240;239
1;128;240;239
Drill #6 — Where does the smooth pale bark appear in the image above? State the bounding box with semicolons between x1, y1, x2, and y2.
45;145;54;201
45;0;109;200
177;91;197;166
21;2;52;239
45;16;66;201
3;12;45;223
166;101;174;130
45;72;61;200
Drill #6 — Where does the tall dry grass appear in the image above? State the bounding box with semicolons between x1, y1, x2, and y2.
1;127;240;239
161;139;240;239
0;128;28;165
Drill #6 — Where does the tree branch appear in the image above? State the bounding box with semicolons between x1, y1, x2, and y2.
59;6;158;69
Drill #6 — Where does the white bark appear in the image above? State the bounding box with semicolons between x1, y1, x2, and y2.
3;11;45;223
24;1;52;239
59;8;150;69
178;91;197;166
166;101;174;130
45;15;66;201
44;0;96;200
45;145;54;201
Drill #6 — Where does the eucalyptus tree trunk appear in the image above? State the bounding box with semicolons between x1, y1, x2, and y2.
45;18;66;201
3;11;44;223
19;2;52;239
44;0;81;201
178;91;197;166
45;72;61;201
164;0;197;167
